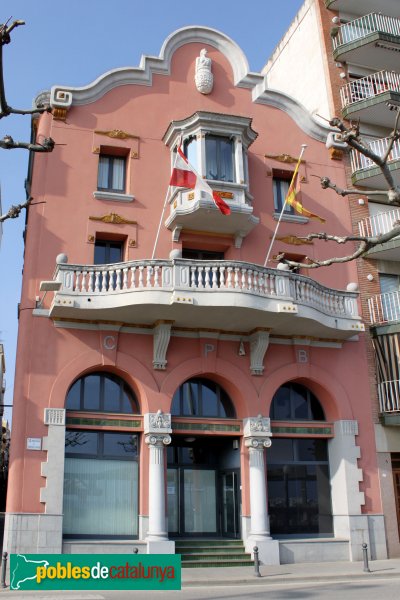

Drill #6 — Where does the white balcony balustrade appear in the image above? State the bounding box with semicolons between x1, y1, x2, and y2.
368;290;400;325
358;207;400;238
351;138;400;176
377;380;400;413
340;71;400;109
47;259;363;339
333;13;400;51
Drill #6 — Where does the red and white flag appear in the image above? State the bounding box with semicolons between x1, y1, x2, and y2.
169;145;231;215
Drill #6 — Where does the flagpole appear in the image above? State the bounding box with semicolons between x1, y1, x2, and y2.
151;186;172;260
264;144;307;267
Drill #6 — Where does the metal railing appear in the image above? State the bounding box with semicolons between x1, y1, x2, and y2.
368;290;400;324
351;137;400;174
340;70;400;109
377;380;400;413
358;206;400;238
54;259;360;320
333;12;400;50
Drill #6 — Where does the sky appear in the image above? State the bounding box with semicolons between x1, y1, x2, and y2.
0;0;305;424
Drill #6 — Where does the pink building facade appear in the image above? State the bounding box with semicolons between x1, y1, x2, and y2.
4;27;388;564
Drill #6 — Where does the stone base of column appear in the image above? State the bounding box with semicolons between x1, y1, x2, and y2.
147;539;175;554
245;537;280;565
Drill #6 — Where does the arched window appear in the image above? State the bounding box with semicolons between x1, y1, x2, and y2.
63;372;139;539
269;382;325;421
171;378;235;418
66;372;139;414
267;382;332;537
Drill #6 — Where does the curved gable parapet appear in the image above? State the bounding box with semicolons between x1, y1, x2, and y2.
253;86;331;142
34;25;330;141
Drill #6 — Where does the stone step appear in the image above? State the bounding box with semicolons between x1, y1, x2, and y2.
180;552;250;561
177;546;248;554
181;558;254;568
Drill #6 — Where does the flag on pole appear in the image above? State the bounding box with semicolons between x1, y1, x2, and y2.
285;161;325;223
169;145;231;215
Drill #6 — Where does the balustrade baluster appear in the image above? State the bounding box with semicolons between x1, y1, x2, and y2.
139;266;144;288
88;271;94;293
220;266;226;288
94;271;100;293
116;269;122;291
123;268;128;290
204;267;211;289
101;270;107;292
154;266;160;287
130;266;136;289
75;271;81;292
227;267;233;288
241;268;247;290
212;267;218;289
146;266;153;288
80;271;87;292
190;266;197;288
234;268;240;288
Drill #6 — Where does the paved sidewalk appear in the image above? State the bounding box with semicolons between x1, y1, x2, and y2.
181;558;400;587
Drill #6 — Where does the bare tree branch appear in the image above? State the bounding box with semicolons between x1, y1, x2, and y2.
0;135;55;151
0;197;31;223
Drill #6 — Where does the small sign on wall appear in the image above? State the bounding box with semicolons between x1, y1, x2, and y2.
26;437;42;451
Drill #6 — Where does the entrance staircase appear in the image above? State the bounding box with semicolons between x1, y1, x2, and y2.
175;539;254;568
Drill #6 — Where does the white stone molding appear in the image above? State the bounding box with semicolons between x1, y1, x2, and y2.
35;26;330;142
234;231;246;249
44;408;66;426
152;323;172;370
172;225;183;242
195;48;213;94
93;191;135;203
50;87;73;109
249;331;270;375
40;409;66;518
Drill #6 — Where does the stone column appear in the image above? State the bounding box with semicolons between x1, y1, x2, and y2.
144;410;175;554
243;415;280;565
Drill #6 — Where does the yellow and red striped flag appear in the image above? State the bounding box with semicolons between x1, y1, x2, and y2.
285;161;325;223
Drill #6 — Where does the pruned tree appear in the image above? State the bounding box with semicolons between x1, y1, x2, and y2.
0;18;54;225
275;111;400;269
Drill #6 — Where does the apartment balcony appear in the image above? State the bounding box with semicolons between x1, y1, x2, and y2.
332;13;400;71
368;290;400;325
350;137;400;189
46;258;364;340
325;1;400;19
340;71;400;127
358;207;400;260
377;380;400;417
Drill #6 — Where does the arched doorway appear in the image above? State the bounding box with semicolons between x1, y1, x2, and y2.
267;382;333;536
168;378;240;538
63;371;141;538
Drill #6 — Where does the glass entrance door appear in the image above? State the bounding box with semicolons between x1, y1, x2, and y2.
220;470;240;538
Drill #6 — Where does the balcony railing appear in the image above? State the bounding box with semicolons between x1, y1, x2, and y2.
333;13;400;51
351;137;400;174
368;290;400;325
358;206;400;238
377;380;400;413
340;70;400;109
52;258;360;323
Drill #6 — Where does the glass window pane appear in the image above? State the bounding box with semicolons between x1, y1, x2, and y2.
205;137;218;180
292;384;309;419
310;395;325;420
296;439;328;462
121;390;135;414
219;138;234;182
108;243;123;263
270;385;291;420
97;156;109;189
167;469;179;533
184;469;217;533
103;376;120;413
65;431;98;455
94;241;107;265
63;458;138;536
66;380;81;410
184;137;198;170
103;433;138;458
83;375;101;411
111;157;125;191
201;381;218;417
183;382;199;416
267;438;294;463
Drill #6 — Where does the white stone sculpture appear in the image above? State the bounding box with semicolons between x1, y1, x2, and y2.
195;49;213;94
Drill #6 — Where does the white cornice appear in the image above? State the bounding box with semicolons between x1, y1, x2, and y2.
36;25;331;142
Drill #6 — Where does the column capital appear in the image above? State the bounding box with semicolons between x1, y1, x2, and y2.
243;415;272;449
145;433;172;447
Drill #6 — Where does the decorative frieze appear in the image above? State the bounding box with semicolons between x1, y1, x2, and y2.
144;410;172;436
243;415;272;448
